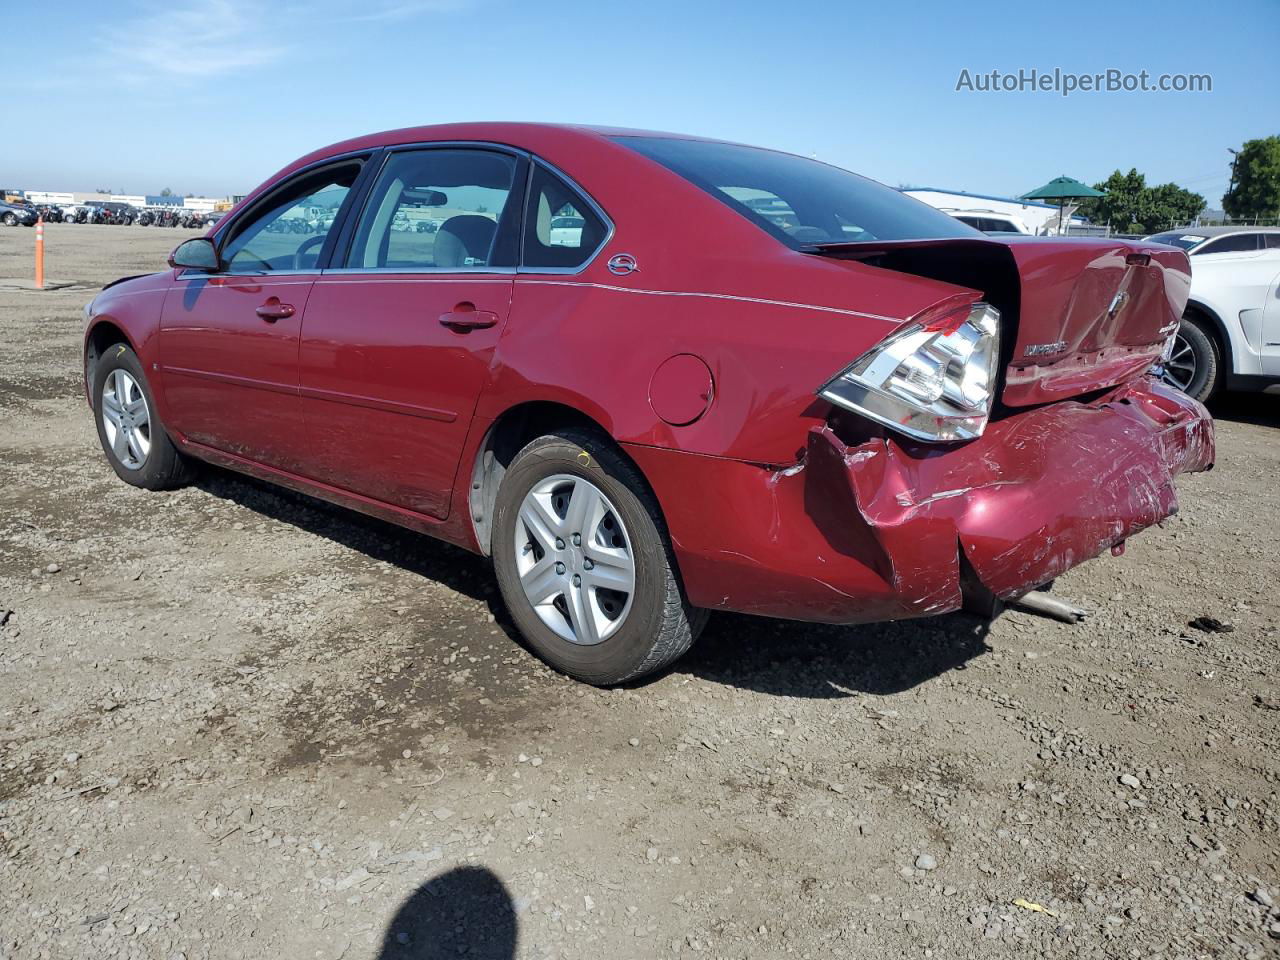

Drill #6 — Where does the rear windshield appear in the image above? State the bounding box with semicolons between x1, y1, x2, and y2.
615;136;979;249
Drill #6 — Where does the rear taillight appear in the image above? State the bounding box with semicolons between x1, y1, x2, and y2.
819;302;1000;442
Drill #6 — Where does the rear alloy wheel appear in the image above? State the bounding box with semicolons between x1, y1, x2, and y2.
513;474;636;646
1162;316;1219;403
2;213;16;227
492;428;704;685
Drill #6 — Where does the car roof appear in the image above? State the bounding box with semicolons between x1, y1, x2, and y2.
1154;225;1280;237
286;122;783;173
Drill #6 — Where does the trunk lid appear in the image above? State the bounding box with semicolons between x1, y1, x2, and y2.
998;237;1189;406
804;236;1191;407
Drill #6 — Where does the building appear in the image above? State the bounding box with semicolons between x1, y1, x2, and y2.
12;189;231;212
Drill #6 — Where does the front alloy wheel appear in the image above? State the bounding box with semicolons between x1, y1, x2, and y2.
1160;316;1219;403
100;369;152;470
1162;332;1196;393
92;342;194;490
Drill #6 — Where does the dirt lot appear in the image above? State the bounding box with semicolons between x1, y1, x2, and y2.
1;225;1278;960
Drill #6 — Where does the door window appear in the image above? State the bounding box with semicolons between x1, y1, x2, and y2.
347;149;519;270
521;164;609;269
220;162;362;274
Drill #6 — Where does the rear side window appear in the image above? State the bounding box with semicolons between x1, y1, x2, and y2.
522;164;609;269
616;136;977;248
347;149;519;270
1266;234;1280;249
1197;233;1261;255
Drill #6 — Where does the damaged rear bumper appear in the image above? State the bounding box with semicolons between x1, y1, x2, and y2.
627;377;1214;623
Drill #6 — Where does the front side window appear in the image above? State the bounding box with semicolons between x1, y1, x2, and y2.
616;136;978;248
220;162;361;273
347;149;519;270
1196;233;1261;255
522;164;608;269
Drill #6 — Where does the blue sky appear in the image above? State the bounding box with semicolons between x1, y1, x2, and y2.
4;0;1277;206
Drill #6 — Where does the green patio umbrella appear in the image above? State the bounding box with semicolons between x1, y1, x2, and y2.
1020;176;1105;236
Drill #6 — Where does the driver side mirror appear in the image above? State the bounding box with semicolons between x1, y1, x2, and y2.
168;237;220;272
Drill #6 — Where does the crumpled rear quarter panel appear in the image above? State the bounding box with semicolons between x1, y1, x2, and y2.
626;377;1213;623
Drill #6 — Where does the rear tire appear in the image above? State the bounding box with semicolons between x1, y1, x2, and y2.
492;427;703;685
1165;315;1220;403
92;343;195;490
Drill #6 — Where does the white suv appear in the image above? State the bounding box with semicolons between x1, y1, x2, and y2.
942;208;1031;235
1146;226;1280;401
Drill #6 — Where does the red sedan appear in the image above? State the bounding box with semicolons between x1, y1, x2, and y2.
83;123;1214;685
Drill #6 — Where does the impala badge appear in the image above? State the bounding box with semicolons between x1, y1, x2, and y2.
1024;340;1068;357
1107;290;1130;318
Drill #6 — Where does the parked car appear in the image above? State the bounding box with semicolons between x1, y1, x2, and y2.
942;209;1032;235
82;123;1214;685
1;200;39;226
1146;226;1280;401
548;214;585;246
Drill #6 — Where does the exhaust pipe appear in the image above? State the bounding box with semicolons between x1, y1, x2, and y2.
1010;591;1089;624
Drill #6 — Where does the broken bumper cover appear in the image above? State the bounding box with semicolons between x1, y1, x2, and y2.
628;376;1214;623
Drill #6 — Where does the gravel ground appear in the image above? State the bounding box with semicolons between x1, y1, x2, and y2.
1;224;1278;960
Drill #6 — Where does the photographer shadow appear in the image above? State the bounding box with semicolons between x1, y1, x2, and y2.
376;866;517;959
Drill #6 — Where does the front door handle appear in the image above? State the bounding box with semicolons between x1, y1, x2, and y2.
256;297;295;322
439;302;499;332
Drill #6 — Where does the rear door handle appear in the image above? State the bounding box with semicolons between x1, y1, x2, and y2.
439;302;499;332
256;297;295;322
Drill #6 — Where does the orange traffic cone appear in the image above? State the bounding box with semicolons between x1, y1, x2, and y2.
35;215;45;290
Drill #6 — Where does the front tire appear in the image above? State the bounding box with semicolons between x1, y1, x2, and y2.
1163;315;1220;403
92;343;194;490
492;428;703;685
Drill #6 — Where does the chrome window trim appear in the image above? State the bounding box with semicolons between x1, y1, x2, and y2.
199;139;615;279
174;271;320;281
379;139;530;158
320;267;517;276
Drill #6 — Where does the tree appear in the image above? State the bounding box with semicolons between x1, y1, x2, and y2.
160;187;173;197
1076;169;1204;233
1223;136;1280;220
